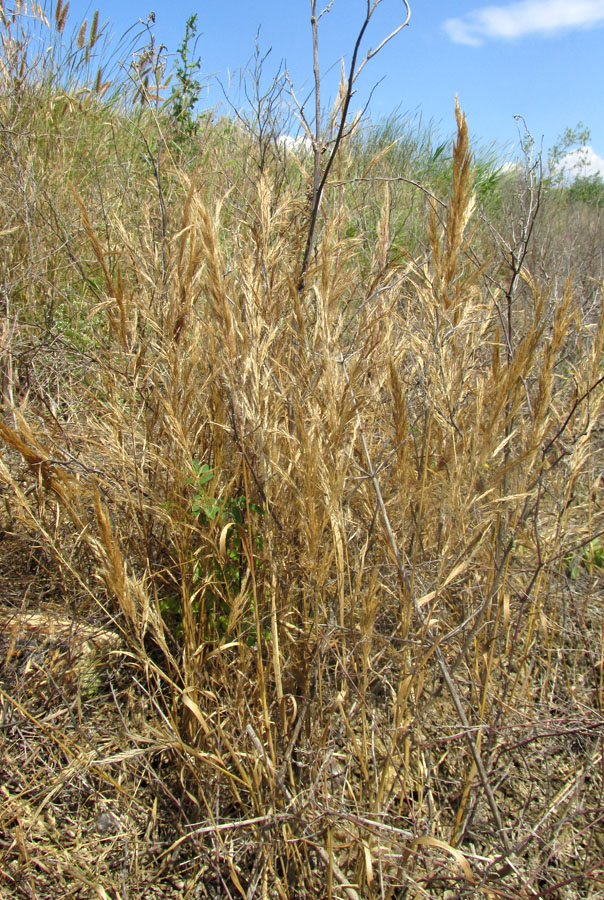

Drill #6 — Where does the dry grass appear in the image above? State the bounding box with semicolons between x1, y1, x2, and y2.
2;7;604;899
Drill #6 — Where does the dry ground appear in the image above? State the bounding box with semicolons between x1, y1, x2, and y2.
2;527;604;900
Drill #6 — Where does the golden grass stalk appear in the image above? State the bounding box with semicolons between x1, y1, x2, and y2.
1;75;603;897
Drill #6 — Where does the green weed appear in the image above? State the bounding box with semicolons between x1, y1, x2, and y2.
170;13;202;138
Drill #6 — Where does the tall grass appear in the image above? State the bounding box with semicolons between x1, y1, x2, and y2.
1;5;604;898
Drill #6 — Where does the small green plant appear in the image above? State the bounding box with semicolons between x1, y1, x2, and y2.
157;593;187;638
566;537;604;579
164;462;264;640
189;460;216;519
584;538;604;574
189;461;263;592
170;14;202;138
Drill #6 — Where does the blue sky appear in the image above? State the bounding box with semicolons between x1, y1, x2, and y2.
57;0;604;169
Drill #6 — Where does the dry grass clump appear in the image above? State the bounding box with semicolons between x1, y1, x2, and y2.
2;7;604;899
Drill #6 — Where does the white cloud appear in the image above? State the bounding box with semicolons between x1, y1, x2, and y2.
557;146;604;180
277;134;312;155
444;0;604;46
499;149;604;181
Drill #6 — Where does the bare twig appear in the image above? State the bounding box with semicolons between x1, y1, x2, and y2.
298;0;411;293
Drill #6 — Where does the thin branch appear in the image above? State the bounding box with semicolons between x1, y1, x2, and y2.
298;0;411;294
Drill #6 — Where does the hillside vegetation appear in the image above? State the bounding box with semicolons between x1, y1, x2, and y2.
1;4;604;899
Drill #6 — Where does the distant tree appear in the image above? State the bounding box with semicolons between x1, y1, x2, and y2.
566;174;604;208
547;121;591;179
